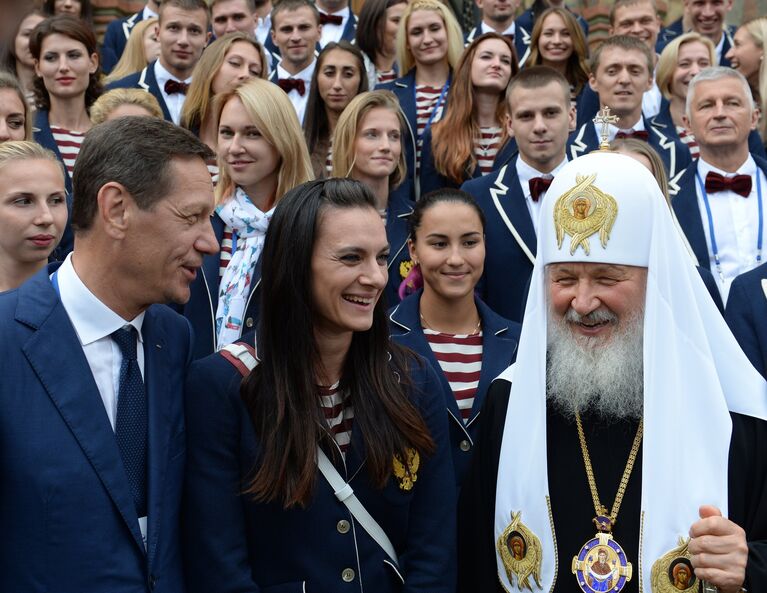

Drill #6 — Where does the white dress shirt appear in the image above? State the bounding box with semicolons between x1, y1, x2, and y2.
695;156;766;303
276;60;316;124
516;156;568;234
481;20;515;37
142;5;158;20
319;6;350;48
642;78;662;119
254;13;271;47
715;32;725;65
154;60;192;125
595;117;647;145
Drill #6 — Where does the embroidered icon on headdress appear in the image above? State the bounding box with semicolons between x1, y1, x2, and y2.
497;511;544;591
650;538;697;592
392;448;420;491
553;173;618;256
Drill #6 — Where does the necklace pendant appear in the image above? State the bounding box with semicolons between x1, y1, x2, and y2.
572;531;632;593
593;514;613;533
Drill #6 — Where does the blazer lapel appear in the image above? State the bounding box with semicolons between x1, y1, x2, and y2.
17;272;146;554
142;64;172;122
671;162;710;268
568;121;593;160
489;161;537;265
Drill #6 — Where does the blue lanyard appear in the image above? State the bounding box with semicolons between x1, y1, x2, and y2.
695;166;763;283
414;78;450;140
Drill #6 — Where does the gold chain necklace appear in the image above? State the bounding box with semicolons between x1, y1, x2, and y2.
419;312;481;336
570;412;643;593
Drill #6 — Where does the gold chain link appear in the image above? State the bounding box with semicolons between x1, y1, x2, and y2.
575;413;643;529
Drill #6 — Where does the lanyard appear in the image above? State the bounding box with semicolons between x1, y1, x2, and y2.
414;78;450;141
695;166;763;283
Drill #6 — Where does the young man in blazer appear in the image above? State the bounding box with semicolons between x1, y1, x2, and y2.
0;117;218;592
461;66;574;323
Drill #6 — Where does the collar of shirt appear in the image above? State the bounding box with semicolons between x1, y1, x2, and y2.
602;118;646;143
154;60;192;90
255;13;271;38
698;154;756;187
481;20;515;36
516;156;568;200
276;59;316;85
142;5;158;20
715;32;725;62
55;254;145;347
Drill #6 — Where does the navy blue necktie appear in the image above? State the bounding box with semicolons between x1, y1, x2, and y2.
112;326;148;518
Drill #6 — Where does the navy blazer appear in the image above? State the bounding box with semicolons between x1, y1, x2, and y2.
725;262;767;377
388;291;520;485
464;25;529;67
671;155;767;270
419;127;517;197
460;156;537;323
0;264;190;593
568;117;692;179
384;186;416;308
101;10;146;74
33;109;74;260
181;213;262;360
183;350;456;593
107;61;173;122
657;19;734;66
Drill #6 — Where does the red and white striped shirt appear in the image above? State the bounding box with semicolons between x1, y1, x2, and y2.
319;382;354;455
424;329;483;422
676;125;700;159
474;126;502;176
50;126;85;177
219;224;234;278
415;84;446;175
377;69;397;86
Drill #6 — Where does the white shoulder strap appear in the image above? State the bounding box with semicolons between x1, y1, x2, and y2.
316;448;399;567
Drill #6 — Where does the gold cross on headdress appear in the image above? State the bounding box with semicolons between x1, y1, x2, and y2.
593;106;620;151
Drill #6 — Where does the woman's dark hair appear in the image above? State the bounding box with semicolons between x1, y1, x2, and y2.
356;0;407;63
304;42;369;165
42;0;94;27
242;178;435;508
1;8;46;74
408;188;487;240
29;16;102;112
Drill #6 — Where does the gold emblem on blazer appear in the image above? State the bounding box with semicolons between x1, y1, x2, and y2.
650;538;697;592
497;511;544;591
554;173;618;256
399;259;414;280
393;448;420;491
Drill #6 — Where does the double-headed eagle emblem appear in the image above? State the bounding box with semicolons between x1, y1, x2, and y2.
553;173;618;256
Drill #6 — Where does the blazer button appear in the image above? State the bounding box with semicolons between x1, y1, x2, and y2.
459;439;471;452
245;317;254;328
337;519;350;534
341;568;356;582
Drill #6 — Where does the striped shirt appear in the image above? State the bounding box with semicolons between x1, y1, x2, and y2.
50;126;85;177
415;84;446;175
474;126;502;176
424;329;483;422
676;125;700;159
219;225;234;279
319;382;354;455
377;69;397;86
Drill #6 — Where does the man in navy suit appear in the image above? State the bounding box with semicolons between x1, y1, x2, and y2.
107;0;211;125
672;66;766;303
568;35;691;179
464;0;528;66
0;117;218;592
461;66;574;322
657;0;735;65
101;0;161;74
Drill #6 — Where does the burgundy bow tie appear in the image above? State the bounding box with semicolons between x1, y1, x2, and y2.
529;176;553;202
164;79;189;95
704;171;753;197
504;33;514;41
615;129;649;141
319;12;343;25
278;77;306;96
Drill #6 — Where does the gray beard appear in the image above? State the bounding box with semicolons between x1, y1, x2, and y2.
546;306;644;422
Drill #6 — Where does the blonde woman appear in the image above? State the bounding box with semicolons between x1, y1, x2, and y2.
181;33;267;149
0;72;33;141
0;141;67;291
332;90;411;305
727;17;767;145
376;0;463;196
90;88;163;124
103;18;159;85
181;78;313;359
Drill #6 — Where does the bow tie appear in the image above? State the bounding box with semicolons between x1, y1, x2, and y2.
529;176;553;202
319;12;343;25
504;33;514;41
615;129;649;141
278;77;306;96
704;171;752;197
164;79;189;95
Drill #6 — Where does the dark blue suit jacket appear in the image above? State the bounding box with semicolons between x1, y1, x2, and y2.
725;262;767;377
567;117;692;179
107;61;173;122
101;10;146;74
182;349;456;593
388;291;519;485
656;19;734;66
460;156;537;323
33;109;74;260
419;127;517;196
0;264;190;593
671;155;767;269
464;25;529;66
180;213;263;360
383;186;416;308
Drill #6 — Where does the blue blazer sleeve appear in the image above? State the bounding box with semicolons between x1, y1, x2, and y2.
725;271;767;377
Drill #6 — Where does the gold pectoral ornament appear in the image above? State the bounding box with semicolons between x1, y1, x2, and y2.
497;511;544;591
571;414;642;593
650;538;698;592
